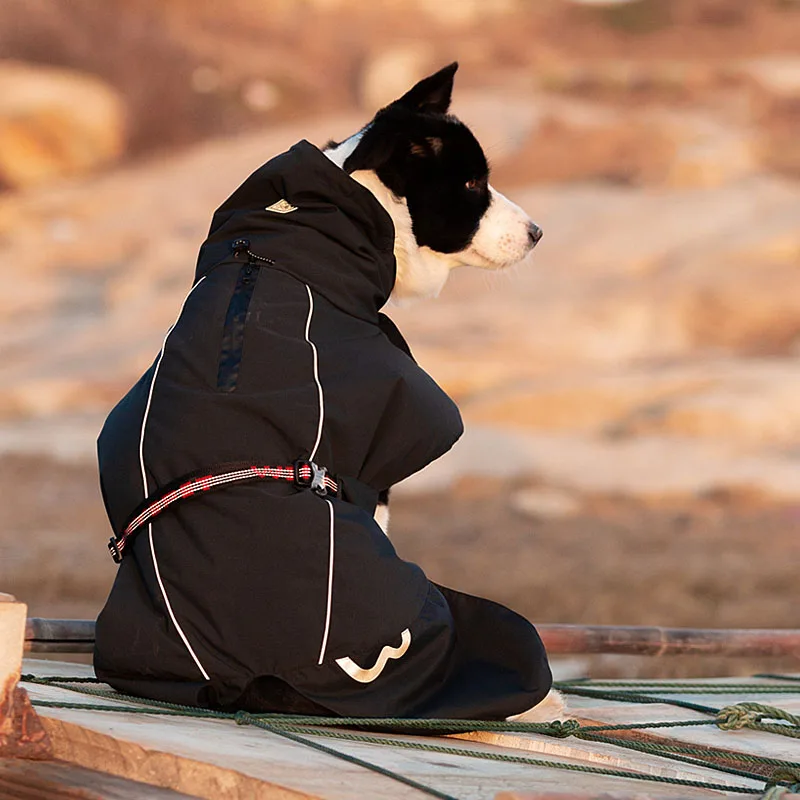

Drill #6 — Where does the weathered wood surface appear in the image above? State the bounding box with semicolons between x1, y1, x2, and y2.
0;756;199;799
469;676;800;792
0;597;25;701
24;620;800;658
20;660;771;800
24;618;94;654
539;626;800;657
1;597;52;758
564;680;800;765
452;726;763;788
495;794;714;800
495;794;716;800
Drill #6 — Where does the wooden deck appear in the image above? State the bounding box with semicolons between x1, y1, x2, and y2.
16;659;800;800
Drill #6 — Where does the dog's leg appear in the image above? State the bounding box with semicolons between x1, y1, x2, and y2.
506;689;568;723
374;488;390;536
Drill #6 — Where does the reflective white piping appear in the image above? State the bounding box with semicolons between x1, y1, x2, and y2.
304;284;334;665
335;629;412;683
317;498;335;665
304;284;325;462
140;278;210;681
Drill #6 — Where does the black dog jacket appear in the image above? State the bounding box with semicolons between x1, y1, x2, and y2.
94;140;552;718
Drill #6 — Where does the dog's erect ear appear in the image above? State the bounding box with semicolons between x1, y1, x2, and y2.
343;127;400;175
391;62;458;115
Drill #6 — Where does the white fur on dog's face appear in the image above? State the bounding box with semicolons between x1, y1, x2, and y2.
460;188;535;271
352;171;536;303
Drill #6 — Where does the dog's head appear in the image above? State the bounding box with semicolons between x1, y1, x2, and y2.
325;62;541;302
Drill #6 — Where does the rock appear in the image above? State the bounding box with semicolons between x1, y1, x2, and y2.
493;102;756;189
663;259;800;354
511;487;582;519
241;79;281;113
415;0;520;25
358;45;437;111
0;60;126;189
310;0;521;24
663;119;755;188
536;59;715;99
616;360;800;445
492;112;677;187
742;56;800;98
462;369;708;433
741;57;800;178
460;358;800;451
397;424;800;500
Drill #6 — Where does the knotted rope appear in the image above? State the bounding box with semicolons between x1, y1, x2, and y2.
717;703;800;739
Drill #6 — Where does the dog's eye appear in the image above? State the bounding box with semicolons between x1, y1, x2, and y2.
465;179;483;191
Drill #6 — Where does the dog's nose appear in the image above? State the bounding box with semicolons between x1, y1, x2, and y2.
528;222;543;248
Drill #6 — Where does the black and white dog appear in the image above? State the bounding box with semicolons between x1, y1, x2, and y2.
326;62;541;303
95;62;561;722
325;62;542;537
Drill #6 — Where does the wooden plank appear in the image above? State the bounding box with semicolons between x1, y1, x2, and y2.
1;596;51;759
20;661;748;800
24;617;94;654
24;621;800;658
450;729;762;790
0;756;199;799
538;626;800;657
495;793;708;800
449;676;800;791
562;698;800;764
22;659;95;680
0;596;25;703
495;793;707;800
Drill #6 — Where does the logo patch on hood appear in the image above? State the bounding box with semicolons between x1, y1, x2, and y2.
265;199;298;214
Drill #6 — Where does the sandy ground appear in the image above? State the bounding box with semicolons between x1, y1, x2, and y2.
2;454;797;678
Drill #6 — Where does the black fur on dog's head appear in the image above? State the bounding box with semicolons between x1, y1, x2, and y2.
328;64;491;255
325;62;540;301
336;64;490;255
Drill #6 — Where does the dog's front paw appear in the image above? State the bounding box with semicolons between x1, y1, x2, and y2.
374;488;391;536
506;689;568;723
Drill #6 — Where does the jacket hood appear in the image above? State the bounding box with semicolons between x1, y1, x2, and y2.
197;140;397;322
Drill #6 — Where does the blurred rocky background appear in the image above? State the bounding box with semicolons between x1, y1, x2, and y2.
1;0;799;675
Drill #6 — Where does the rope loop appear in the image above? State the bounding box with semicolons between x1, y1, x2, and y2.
234;710;251;726
717;704;765;730
766;769;800;789
761;775;800;800
544;719;581;738
717;703;800;737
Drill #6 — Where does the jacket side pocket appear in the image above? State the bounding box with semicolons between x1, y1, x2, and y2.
217;261;259;392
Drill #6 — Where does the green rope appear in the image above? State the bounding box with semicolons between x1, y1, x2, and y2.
717;703;800;739
19;677;717;736
29;696;459;800
577;731;800;784
607;739;799;772
556;682;800;694
19;675;102;683
555;683;721;713
232;715;763;795
232;712;461;800
30;700;229;718
24;674;800;796
30;698;799;790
